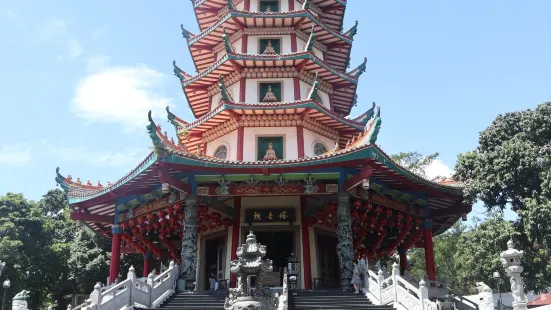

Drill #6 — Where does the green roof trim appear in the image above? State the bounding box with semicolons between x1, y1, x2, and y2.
195;172;340;183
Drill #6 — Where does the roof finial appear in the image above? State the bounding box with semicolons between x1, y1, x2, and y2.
180;24;192;40
218;75;232;102
307;72;320;102
346;20;359;38
222;28;233;53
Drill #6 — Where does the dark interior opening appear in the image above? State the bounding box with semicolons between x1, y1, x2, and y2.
254;231;294;286
204;238;223;290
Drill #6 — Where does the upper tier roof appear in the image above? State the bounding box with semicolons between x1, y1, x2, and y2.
166;98;368;154
183;9;355;73
191;0;347;33
175;51;366;117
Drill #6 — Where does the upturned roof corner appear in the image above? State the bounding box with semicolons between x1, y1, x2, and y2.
305;25;316;52
173;60;191;82
146;111;168;157
218;75;233;101
222;28;234;53
348;57;368;78
180;24;193;40
344;20;358;38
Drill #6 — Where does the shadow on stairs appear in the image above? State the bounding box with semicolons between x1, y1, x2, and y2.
142;290;227;310
289;290;397;310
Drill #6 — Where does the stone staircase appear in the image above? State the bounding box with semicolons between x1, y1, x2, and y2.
289;290;397;310
146;291;227;310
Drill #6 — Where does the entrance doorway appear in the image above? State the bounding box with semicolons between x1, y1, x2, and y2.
254;231;294;287
316;233;340;289
204;236;226;290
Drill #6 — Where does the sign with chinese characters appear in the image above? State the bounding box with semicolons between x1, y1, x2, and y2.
245;208;296;225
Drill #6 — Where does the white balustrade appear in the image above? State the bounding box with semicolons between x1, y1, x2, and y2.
71;261;179;310
366;263;435;310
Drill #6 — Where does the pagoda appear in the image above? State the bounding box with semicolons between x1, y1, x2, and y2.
55;0;472;292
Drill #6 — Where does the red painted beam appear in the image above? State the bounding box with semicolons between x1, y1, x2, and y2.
157;165;191;193
71;212;114;224
429;204;472;218
343;165;372;192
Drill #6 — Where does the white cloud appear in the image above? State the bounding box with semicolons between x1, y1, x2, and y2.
425;159;454;180
71;64;173;133
66;38;84;59
0;143;31;166
49;146;149;168
86;55;111;72
33;17;85;61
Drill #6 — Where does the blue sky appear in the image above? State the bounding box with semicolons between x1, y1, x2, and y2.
0;1;549;222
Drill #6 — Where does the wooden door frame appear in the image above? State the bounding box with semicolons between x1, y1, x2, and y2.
313;227;339;288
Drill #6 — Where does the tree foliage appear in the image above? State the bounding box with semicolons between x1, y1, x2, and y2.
391;151;440;178
455;102;551;292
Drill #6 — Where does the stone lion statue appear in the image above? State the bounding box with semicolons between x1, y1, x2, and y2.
475;282;494;310
12;290;30;310
476;282;492;293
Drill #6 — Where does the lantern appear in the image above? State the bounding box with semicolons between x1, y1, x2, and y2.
173;203;182;212
363;202;373;212
156;211;165;219
384;209;392;218
375;206;383;215
353;200;362;209
165;207;173;215
129;219;136;227
286;253;300;290
121;222;128;230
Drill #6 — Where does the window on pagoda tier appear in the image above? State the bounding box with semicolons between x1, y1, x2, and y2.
258;82;282;102
259;0;279;12
214;145;228;160
257;136;284;161
259;38;281;55
313;142;328;156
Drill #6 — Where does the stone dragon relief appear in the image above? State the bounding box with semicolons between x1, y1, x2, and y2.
224;232;279;310
180;195;198;289
336;192;354;289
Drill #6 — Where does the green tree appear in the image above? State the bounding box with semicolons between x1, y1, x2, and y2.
455;102;551;292
390;151;440;178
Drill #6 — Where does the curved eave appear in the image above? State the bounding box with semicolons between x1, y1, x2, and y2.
57;153;159;205
192;0;347;32
182;51;358;117
188;9;352;53
157;144;465;199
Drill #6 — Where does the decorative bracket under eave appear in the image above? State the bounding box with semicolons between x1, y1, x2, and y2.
218;75;233;102
343;165;373;192
307;72;321;102
226;0;235;10
180;24;193;40
304;25;315;52
198;196;236;219
348;57;368;78
222;28;234;54
344;20;359;38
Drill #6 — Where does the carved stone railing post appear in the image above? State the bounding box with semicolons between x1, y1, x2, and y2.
336;192;354;290
89;283;102;307
500;240;527;310
377;269;384;304
419;279;429;310
147;273;154;307
392;263;399;304
181;195;198;290
127;266;136;307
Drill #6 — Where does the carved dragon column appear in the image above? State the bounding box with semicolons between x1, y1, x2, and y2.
181;194;198;290
336;192;354;290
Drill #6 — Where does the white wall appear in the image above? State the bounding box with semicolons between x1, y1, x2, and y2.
299;80;330;109
206;130;238;160
243;127;298;161
245;78;295;103
296;36;324;59
303;129;335;158
247;35;292;54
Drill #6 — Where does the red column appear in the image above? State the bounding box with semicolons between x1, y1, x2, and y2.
143;253;152;277
237;126;244;161
399;247;408;276
300;196;312;289
230;198;242;287
288;0;295;11
244;0;250;11
293;77;301;100
423;223;436;280
297;126;305;158
290;33;297;52
241;34;248;54
109;226;122;284
239;77;246;102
